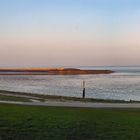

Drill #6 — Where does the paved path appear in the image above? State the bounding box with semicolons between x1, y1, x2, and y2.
1;100;140;108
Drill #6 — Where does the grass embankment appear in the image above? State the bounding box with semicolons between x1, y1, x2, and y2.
0;104;140;140
0;94;31;102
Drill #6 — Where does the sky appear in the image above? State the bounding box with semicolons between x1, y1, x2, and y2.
0;0;140;67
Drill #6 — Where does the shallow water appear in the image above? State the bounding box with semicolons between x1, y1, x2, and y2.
0;66;140;101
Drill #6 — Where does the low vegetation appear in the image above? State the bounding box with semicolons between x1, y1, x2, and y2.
0;94;31;102
0;104;140;140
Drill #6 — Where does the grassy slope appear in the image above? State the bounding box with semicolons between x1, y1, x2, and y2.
0;104;140;140
0;95;31;102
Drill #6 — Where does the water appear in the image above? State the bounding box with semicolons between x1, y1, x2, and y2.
0;66;140;101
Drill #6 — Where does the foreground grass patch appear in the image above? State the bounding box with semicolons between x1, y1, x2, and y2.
0;104;140;140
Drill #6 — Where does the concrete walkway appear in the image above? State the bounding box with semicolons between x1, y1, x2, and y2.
1;100;140;108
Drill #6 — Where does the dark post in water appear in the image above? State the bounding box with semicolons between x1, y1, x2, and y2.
82;80;85;98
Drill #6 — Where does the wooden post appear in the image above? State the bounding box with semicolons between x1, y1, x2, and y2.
82;80;85;98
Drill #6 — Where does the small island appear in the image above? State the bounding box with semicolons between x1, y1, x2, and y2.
0;68;114;75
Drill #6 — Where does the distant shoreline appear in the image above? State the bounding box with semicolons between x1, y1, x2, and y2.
0;89;138;103
0;68;114;75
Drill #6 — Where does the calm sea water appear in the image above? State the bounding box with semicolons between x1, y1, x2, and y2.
1;66;140;101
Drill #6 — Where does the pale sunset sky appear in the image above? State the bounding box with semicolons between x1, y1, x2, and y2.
0;0;140;67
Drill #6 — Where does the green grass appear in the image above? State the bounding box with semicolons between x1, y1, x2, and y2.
0;95;31;102
0;104;140;139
